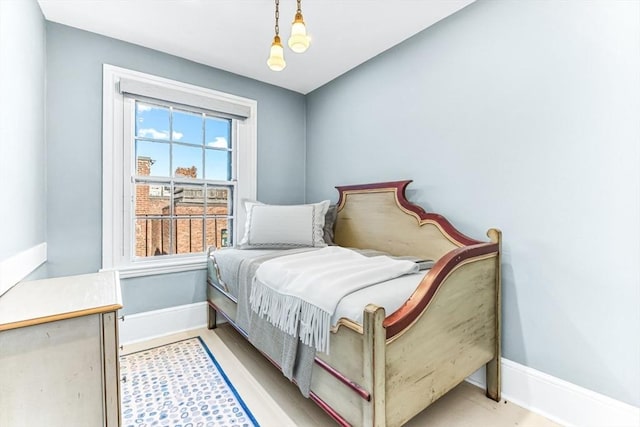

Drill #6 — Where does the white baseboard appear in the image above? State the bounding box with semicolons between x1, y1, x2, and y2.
467;359;639;427
118;302;639;426
118;301;208;345
0;242;47;297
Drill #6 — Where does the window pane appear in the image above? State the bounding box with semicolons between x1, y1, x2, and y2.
176;217;204;254
134;183;171;216
205;148;231;180
165;219;175;255
206;218;232;249
205;117;231;149
173;144;203;178
174;184;206;254
206;187;231;215
173;109;203;145
136;140;170;177
136;102;170;140
174;185;206;214
135;217;172;257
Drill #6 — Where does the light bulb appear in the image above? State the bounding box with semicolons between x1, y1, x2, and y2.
267;36;286;71
288;13;310;53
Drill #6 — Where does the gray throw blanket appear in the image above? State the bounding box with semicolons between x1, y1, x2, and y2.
212;248;318;397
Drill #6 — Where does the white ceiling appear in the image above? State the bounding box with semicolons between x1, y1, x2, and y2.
37;0;474;94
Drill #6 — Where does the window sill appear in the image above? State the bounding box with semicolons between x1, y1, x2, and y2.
101;256;207;279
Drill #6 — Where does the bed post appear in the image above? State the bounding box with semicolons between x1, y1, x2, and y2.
486;228;502;402
206;246;218;330
207;305;217;329
363;304;386;427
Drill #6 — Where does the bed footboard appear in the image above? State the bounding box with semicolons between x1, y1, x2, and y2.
383;239;500;426
310;234;501;427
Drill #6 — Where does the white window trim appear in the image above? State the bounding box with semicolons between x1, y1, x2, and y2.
102;64;256;278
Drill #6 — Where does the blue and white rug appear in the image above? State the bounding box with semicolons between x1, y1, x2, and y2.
120;337;259;427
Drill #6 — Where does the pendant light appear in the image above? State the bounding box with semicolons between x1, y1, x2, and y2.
267;0;286;71
288;0;310;53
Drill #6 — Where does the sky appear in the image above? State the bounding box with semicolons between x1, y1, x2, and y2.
135;101;231;181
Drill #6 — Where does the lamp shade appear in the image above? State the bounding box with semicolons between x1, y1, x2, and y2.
267;36;286;71
288;13;309;53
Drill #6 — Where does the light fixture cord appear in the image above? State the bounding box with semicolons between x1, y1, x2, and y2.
275;0;280;36
296;0;302;14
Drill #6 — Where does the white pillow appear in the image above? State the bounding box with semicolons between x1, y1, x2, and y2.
239;200;330;249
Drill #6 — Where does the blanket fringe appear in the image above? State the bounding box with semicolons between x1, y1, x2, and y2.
250;277;331;354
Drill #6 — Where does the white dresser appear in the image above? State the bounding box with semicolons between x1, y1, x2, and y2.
0;271;123;427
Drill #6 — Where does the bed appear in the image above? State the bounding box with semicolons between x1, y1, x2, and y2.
206;180;502;426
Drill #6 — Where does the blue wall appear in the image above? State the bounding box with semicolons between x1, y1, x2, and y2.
0;0;46;264
305;0;640;406
42;22;307;313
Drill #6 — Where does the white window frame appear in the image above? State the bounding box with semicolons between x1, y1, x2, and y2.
102;65;256;278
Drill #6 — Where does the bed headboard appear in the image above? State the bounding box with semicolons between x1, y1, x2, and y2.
333;180;483;261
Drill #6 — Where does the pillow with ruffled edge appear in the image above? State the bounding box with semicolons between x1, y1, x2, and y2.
239;200;330;249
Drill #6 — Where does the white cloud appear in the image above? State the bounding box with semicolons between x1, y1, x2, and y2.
136;104;153;112
138;128;169;139
207;137;228;148
138;129;184;141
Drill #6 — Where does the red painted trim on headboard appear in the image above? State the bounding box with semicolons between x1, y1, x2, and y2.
383;242;499;338
335;180;482;247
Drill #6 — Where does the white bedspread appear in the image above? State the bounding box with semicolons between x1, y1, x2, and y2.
249;246;419;354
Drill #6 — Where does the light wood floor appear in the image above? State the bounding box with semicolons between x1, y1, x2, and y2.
122;325;562;427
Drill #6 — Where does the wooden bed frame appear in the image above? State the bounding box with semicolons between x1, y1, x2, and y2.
207;180;502;426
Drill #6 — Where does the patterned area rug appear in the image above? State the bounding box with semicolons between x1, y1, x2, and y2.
120;337;259;427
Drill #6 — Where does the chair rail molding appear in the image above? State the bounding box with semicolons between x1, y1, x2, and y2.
0;243;47;297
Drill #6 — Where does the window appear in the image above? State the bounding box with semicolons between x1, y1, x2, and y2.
102;65;256;277
131;101;234;257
